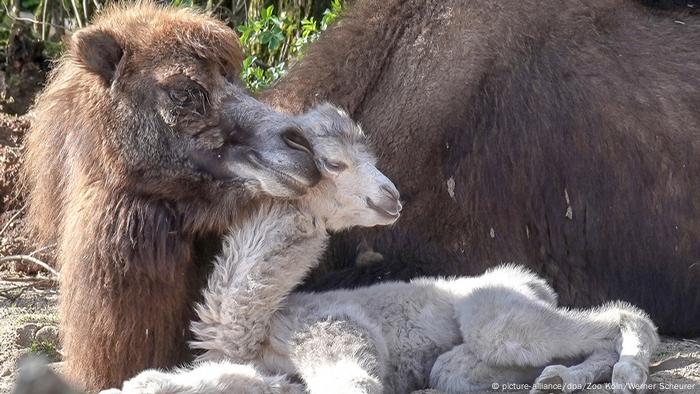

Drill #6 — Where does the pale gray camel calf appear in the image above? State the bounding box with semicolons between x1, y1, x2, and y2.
108;104;658;394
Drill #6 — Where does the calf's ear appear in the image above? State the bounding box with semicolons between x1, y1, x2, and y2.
70;28;125;84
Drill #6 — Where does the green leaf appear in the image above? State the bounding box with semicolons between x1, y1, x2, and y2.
262;5;274;20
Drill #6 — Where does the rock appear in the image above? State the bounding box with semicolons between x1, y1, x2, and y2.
1;364;12;377
34;326;59;347
47;361;64;375
15;348;32;364
16;323;39;347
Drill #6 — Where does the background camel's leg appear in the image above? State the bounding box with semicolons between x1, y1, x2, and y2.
532;349;617;394
106;361;303;394
290;317;387;394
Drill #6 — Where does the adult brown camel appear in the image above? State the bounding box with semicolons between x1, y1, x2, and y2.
262;0;700;336
23;3;321;391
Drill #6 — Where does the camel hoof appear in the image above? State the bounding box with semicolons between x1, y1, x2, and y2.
531;365;570;394
612;359;649;394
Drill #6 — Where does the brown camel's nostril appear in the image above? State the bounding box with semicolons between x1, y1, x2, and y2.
381;184;400;200
282;128;313;155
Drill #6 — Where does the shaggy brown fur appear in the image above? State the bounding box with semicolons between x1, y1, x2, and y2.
24;3;319;391
263;0;700;336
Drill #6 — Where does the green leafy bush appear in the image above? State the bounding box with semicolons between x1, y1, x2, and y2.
1;0;342;98
29;340;60;361
238;0;342;91
0;0;344;113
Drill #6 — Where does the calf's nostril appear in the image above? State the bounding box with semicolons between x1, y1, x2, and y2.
366;197;402;217
282;128;313;155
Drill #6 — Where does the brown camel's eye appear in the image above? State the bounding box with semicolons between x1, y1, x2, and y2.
169;89;190;105
282;128;313;154
321;159;347;174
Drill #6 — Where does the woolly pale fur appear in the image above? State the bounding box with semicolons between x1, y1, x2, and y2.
108;106;658;394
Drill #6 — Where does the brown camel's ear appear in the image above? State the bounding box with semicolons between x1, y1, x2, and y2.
71;28;125;84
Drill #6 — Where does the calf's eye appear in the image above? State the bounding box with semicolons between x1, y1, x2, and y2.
322;159;348;173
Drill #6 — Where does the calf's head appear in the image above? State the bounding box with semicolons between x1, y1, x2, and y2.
295;104;402;230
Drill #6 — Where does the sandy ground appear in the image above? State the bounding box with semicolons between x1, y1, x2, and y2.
0;274;59;394
0;271;698;394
